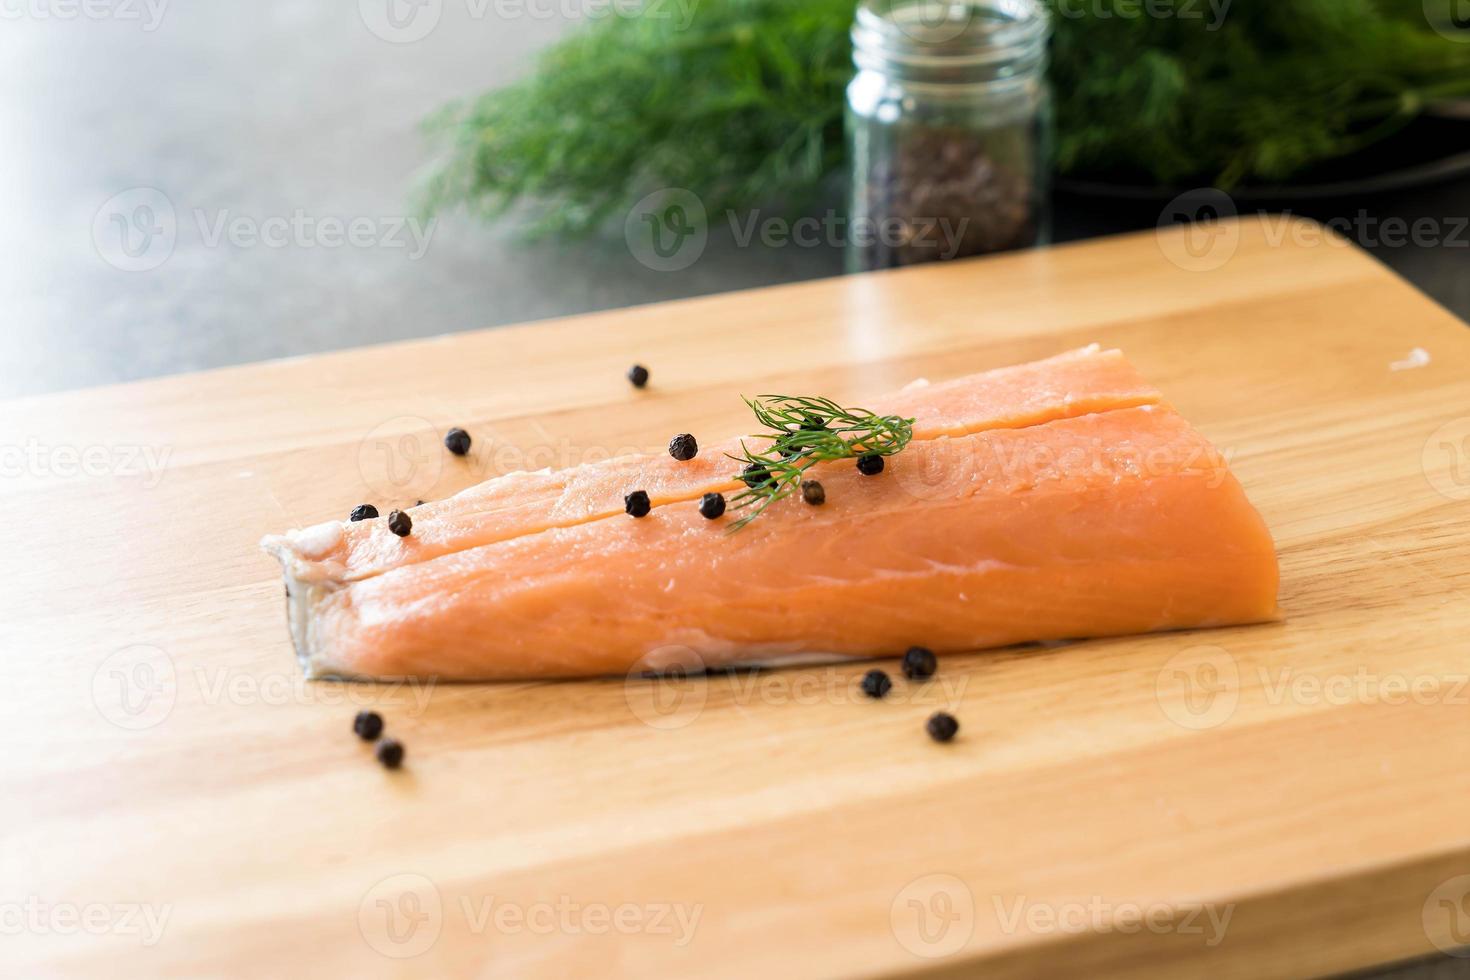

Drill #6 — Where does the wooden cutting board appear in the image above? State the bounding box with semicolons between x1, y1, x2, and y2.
6;216;1470;978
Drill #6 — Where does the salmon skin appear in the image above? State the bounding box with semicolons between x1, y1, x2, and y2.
261;347;1279;680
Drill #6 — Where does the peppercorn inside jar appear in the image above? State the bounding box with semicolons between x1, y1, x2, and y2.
846;0;1052;272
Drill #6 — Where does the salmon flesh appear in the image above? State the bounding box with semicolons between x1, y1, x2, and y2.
261;347;1279;680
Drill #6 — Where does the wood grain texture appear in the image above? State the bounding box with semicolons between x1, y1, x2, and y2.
5;216;1470;978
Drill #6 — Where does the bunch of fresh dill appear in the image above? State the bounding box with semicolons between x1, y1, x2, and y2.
421;0;855;237
1048;0;1470;187
420;0;1470;235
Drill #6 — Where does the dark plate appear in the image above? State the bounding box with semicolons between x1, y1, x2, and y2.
1055;108;1470;206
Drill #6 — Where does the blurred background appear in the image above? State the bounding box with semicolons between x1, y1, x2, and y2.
1;0;1467;402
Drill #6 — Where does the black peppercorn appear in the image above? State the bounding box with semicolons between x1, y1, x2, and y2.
801;481;825;506
353;710;383;741
741;463;772;489
375;738;405;769
698;492;726;519
627;364;650;388
668;433;698;461
926;712;959;743
444;427;471;456
387;510;412;537
349;504;379;522
902;646;937;680
799;413;828;433
857;454;885;476
625;490;652;517
861;669;892;699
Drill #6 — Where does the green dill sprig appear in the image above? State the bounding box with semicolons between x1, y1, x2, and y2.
725;394;914;531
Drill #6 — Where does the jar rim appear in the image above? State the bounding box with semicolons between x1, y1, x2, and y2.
853;0;1050;78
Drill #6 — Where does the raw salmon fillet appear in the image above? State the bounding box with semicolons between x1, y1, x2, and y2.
261;348;1279;680
266;346;1160;586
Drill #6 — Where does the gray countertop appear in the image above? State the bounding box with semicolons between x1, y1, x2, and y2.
3;3;1467;401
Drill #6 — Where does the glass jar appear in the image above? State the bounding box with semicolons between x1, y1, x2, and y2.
846;0;1052;272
